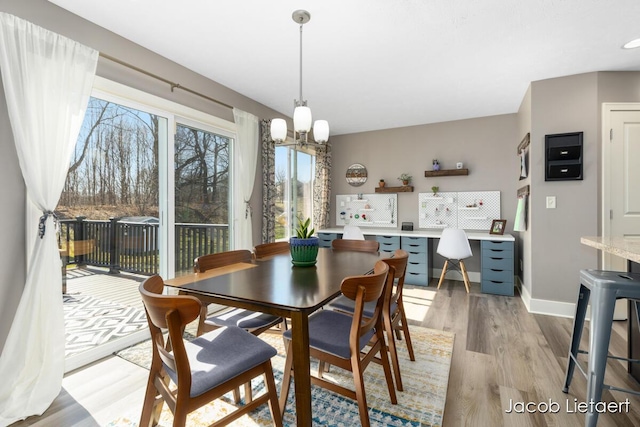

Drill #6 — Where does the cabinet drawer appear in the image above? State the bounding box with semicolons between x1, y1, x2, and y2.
482;268;513;283
482;255;513;271
407;251;426;264
404;272;429;286
481;279;514;296
379;241;400;252
376;235;400;246
483;249;513;260
401;236;427;252
406;261;427;275
482;240;513;252
318;233;340;248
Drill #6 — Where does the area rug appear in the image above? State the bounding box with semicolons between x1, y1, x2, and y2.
64;294;148;357
110;326;454;427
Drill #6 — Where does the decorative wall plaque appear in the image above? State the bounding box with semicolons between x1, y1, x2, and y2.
345;163;367;187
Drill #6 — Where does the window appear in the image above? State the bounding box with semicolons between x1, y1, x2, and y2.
275;145;316;239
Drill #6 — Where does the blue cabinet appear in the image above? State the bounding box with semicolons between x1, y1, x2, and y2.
317;232;341;248
376;235;400;255
481;240;514;296
401;236;429;286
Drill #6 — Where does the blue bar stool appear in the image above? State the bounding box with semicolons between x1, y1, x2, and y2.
563;269;640;427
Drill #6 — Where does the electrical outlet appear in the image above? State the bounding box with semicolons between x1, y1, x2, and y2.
546;196;556;209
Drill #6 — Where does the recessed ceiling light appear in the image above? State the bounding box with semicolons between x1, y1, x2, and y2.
623;38;640;49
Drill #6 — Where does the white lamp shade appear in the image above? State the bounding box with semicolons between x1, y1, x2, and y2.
270;118;287;142
293;106;312;132
313;120;330;142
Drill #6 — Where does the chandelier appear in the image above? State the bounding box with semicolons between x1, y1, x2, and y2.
270;10;329;147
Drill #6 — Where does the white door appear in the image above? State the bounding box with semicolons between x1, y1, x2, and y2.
603;105;640;318
605;106;640;270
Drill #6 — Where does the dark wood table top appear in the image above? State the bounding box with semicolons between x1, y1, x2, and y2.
164;248;382;312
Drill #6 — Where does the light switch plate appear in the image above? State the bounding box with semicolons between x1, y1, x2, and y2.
546;196;556;209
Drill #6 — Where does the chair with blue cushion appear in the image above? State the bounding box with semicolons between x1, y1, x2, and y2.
329;249;414;391
279;260;397;427
193;250;285;336
138;275;283;427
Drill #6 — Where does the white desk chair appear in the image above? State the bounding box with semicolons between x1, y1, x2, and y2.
436;228;472;293
342;225;365;240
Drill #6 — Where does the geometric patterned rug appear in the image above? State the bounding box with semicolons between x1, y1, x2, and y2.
108;326;454;427
63;294;148;357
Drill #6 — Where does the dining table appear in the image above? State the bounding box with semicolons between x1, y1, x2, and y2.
163;247;383;427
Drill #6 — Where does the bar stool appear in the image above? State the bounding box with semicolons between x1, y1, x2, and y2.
563;269;640;427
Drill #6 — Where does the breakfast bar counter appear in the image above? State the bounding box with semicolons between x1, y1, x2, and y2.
581;236;640;382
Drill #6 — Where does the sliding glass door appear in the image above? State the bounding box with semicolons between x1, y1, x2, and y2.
173;120;233;276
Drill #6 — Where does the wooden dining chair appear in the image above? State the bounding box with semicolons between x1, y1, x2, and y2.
193;250;285;337
138;275;283;427
331;238;379;253
253;241;290;259
279;261;397;427
329;249;414;391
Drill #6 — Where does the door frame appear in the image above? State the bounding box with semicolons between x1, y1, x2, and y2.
601;102;640;269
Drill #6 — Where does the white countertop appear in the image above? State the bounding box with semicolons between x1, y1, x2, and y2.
581;236;640;263
318;227;515;242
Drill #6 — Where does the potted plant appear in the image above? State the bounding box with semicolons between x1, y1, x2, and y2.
398;173;412;186
379;179;386;188
431;185;439;196
289;217;319;267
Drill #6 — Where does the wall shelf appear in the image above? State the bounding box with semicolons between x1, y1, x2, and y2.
424;169;469;177
375;185;414;193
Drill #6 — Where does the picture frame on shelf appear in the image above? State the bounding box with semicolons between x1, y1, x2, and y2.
489;219;507;235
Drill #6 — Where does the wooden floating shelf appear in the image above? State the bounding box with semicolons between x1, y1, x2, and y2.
375;185;414;193
424;169;469;177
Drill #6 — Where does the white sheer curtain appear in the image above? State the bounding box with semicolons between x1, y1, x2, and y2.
0;14;98;424
232;108;259;250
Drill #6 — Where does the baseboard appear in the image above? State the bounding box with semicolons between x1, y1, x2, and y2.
517;277;576;319
432;268;480;284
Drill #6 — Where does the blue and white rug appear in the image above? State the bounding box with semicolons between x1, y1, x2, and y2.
110;326;454;427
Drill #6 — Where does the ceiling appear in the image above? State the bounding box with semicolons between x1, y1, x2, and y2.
49;0;640;136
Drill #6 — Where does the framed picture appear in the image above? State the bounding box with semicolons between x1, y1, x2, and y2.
490;219;507;235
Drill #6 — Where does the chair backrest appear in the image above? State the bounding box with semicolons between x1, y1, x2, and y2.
342;225;365;240
340;260;389;339
381;249;409;306
436;228;472;260
254;241;290;259
139;275;201;390
194;249;253;273
332;238;380;253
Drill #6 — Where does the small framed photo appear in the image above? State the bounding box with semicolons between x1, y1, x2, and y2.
490;219;507;235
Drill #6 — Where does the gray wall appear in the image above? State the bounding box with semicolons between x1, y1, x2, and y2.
330;114;520;273
516;85;532;295
529;73;600;304
0;0;290;351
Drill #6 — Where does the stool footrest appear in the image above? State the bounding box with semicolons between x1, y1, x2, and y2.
574;348;640;365
569;352;640;397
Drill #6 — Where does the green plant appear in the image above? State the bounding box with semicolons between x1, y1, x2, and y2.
431;185;439;194
295;217;315;239
379;178;385;182
397;173;412;182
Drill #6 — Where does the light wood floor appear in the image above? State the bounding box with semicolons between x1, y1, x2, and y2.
11;278;640;426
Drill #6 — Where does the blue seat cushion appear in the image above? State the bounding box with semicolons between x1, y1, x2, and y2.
330;295;396;319
283;310;375;359
206;308;282;330
163;326;277;397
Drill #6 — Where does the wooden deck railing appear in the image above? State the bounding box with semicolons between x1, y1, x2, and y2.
58;217;229;275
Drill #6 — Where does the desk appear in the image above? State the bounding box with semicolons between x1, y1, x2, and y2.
581;236;640;382
164;248;382;427
318;227;515;295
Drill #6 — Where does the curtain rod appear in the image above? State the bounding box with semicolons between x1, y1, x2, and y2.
99;52;234;110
